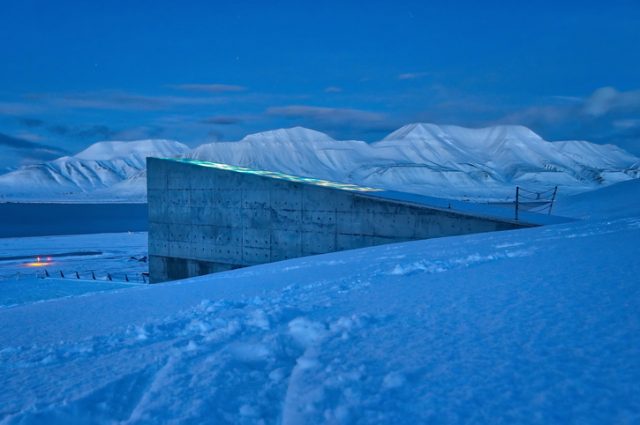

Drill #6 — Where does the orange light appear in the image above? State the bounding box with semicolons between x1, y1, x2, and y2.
24;261;51;267
24;256;52;267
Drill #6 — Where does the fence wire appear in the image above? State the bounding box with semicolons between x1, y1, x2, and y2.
36;269;150;283
514;186;558;220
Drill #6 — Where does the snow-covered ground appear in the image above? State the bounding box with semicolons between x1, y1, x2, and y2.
0;232;148;308
0;232;148;282
0;180;638;423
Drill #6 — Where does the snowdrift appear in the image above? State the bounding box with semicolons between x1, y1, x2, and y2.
0;179;639;423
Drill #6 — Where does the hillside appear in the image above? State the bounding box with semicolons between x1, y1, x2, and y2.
0;125;638;202
192;124;640;201
0;179;638;423
0;140;190;202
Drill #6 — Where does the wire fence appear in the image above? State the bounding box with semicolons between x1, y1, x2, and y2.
35;269;150;283
514;186;558;220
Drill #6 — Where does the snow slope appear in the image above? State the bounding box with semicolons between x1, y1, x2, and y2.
0;180;638;423
555;177;640;220
0;139;189;202
0;124;637;202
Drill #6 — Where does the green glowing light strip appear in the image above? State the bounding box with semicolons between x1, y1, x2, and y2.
166;158;383;193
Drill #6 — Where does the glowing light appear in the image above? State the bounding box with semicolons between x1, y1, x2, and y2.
165;158;384;193
24;256;52;268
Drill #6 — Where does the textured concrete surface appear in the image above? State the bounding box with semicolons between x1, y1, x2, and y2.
148;158;530;282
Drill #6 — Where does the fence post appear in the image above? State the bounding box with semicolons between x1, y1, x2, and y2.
515;186;520;221
548;186;558;215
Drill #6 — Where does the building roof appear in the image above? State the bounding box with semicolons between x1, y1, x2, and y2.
167;158;383;193
160;157;573;226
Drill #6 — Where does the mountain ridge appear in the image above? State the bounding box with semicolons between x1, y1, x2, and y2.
0;139;189;201
0;124;638;202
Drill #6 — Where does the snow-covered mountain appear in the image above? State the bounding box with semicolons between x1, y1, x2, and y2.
0;125;638;202
190;127;370;181
0;139;190;202
191;124;640;200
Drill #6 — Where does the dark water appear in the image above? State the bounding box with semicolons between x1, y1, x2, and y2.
0;203;148;238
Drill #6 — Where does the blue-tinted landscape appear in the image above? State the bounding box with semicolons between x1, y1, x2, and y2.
1;1;639;423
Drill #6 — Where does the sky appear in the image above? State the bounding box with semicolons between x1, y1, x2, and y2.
0;0;639;170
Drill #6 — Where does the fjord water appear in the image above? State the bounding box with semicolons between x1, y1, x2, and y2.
0;203;148;237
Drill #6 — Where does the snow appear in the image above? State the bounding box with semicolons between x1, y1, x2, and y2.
190;123;639;200
0;139;189;202
73;139;190;161
1;124;638;202
0;232;148;307
555;178;640;220
0;278;138;309
0;179;639;423
239;126;336;144
190;124;640;201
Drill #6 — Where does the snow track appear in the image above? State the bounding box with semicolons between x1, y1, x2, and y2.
1;181;639;423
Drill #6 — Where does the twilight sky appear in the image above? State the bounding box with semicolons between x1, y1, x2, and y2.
1;0;639;170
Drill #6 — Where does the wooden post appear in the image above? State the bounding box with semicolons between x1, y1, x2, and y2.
548;186;558;215
515;186;520;221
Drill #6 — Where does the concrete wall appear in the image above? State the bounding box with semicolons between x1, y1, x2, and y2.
148;158;529;282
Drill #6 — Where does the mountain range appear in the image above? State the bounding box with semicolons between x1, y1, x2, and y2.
0;124;638;202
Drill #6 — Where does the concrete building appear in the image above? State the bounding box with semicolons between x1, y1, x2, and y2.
147;157;534;283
